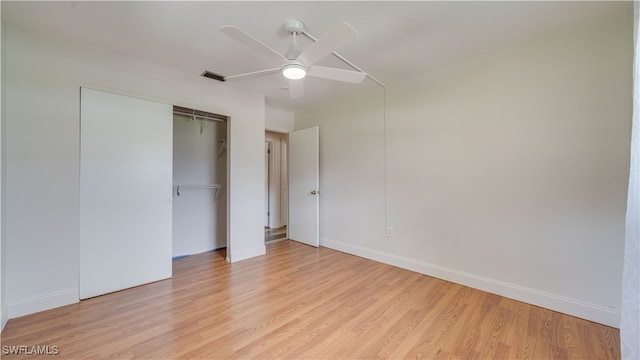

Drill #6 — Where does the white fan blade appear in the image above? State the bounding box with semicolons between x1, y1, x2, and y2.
289;79;304;98
307;66;366;84
220;25;288;64
296;22;358;66
224;68;281;81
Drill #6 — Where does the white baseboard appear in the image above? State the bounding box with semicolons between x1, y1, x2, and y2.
321;237;621;328
8;288;78;319
227;245;266;263
1;304;8;331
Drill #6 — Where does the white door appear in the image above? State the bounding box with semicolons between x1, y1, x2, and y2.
288;126;319;247
80;88;173;299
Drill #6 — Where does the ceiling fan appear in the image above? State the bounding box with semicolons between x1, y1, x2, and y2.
220;19;366;98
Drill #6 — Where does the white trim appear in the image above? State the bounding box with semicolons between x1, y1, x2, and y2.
227;245;266;263
79;83;174;106
321;237;621;328
1;305;8;331
8;288;78;319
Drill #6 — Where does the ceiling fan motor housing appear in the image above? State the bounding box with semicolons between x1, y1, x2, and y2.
285;19;304;35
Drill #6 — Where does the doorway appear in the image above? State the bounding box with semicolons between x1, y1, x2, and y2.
265;131;288;243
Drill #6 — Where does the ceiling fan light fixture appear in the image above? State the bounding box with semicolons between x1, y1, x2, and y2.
282;63;306;80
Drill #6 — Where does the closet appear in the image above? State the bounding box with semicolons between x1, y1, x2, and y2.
79;91;228;300
172;106;228;257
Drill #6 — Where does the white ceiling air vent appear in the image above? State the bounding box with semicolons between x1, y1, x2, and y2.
201;71;226;82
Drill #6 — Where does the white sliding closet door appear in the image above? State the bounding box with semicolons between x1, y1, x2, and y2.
80;88;173;299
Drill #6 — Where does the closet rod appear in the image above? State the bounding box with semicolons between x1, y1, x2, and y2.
173;110;225;123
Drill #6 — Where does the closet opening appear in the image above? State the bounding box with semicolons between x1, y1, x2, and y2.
265;130;288;243
172;106;228;258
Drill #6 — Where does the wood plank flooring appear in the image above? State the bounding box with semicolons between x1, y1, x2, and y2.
1;240;620;359
265;226;287;243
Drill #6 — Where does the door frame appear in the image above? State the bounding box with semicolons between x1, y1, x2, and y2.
265;139;272;228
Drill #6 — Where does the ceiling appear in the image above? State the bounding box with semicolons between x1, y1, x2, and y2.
1;1;630;113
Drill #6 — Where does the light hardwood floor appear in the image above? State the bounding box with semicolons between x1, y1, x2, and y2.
1;240;620;359
265;226;287;243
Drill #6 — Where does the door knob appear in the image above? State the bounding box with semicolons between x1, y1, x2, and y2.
310;190;318;195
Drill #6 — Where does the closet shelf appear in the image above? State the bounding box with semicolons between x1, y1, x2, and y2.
175;184;222;200
173;107;226;135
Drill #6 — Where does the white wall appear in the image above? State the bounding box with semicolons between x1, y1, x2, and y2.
295;85;386;249
266;106;294;133
3;22;265;318
173;116;227;257
227;101;265;262
296;11;632;327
